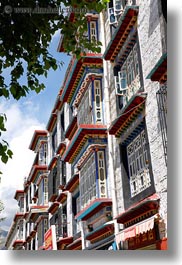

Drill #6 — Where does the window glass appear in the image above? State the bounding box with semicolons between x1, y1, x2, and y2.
127;129;151;197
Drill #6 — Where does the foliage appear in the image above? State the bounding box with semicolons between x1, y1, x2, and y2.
0;0;108;173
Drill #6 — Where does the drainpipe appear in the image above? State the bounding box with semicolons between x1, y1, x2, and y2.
100;11;120;239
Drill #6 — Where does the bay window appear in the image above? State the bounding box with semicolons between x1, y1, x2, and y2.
38;177;48;205
77;78;103;125
80;150;107;209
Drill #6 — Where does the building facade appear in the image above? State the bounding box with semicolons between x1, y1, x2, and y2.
5;0;167;250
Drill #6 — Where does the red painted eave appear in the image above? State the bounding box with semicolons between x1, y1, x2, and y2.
12;240;25;248
116;194;160;224
49;193;58;203
62;55;103;103
104;8;138;61
66;237;82;250
109;94;146;136
86;224;114;241
57;236;73;249
29;130;48;151
151;58;167;82
63;124;107;162
29;165;48;183
46;113;57;132
48;202;59;214
65;174;79;192
75;198;112;221
13;213;24;223
65;116;77;140
56;142;66;156
48;156;58;170
30;230;36;238
57;192;67;203
14;190;24;201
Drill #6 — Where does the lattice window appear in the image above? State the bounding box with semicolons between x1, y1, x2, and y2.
80;153;96;209
77;85;93;125
115;43;141;98
127;130;151;197
39;143;47;165
44;178;48;204
156;83;167;164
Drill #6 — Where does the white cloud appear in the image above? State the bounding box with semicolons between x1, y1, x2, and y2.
0;100;45;231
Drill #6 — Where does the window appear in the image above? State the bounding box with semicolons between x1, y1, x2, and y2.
89;21;98;42
108;0;124;25
80;150;107;209
39;143;47;165
156;83;167;164
77;84;93;125
52;127;57;154
52;167;57;195
61;161;66;186
80;153;96;208
38;178;48;205
115;43;141;101
44;178;48;204
127;130;151;197
77;79;103;125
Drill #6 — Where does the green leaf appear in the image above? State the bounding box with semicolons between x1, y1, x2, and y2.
7;149;13;158
1;154;8;164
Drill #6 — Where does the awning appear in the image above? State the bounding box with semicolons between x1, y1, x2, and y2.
116;214;157;241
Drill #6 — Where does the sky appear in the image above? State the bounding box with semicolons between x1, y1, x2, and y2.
0;29;70;231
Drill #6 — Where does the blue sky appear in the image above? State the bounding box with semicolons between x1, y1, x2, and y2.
0;30;70;231
16;30;71;125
